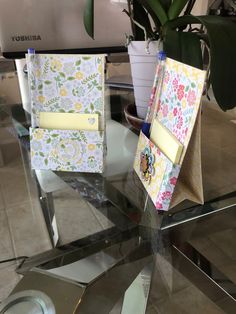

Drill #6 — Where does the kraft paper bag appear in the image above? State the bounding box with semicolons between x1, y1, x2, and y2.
170;110;204;208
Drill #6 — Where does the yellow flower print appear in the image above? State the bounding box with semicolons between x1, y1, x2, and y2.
98;64;103;74
51;59;62;72
77;159;83;165
182;98;187;109
60;88;68;97
38;95;45;103
34;129;45;140
75;71;84;80
74;103;82;111
88;144;95;151
51;149;57;158
35;69;41;78
59;167;67;171
168;112;173;120
162;84;167;93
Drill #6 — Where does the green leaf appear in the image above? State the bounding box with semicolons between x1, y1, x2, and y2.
43;59;49;75
82;56;91;60
146;0;168;26
39;152;44;157
90;103;94;110
164;15;236;110
44;80;52;85
46;138;51;144
83;0;94;39
76;60;81;66
51;134;59;137
59;72;66;78
168;0;189;20
198;16;236;110
67;76;75;80
159;0;172;12
38;84;43;90
44;158;48;165
45;97;60;107
134;1;158;40
163;29;203;69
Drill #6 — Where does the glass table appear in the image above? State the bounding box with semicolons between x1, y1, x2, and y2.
0;92;235;313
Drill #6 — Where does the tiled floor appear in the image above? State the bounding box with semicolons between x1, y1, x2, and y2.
0;124;51;300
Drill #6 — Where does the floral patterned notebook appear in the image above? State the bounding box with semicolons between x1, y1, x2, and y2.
134;58;206;211
28;54;106;173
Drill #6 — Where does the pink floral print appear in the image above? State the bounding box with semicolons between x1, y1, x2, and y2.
170;177;177;185
173;107;178;116
187;89;196;106
177;84;185;100
161;191;172;200
156;202;163;209
162;104;169;117
172;78;178;90
164;71;170;83
177;116;183;129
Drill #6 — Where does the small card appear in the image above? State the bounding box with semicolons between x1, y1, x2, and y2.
39;112;99;131
150;118;183;164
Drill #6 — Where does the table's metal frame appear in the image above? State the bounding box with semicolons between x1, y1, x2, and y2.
1;105;235;313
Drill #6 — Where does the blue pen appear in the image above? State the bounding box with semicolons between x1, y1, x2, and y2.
27;48;35;125
142;51;166;137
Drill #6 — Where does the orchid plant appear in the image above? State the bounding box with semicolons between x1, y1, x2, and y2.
84;0;236;111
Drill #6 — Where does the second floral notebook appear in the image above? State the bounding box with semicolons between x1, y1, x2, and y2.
134;57;206;211
28;54;106;172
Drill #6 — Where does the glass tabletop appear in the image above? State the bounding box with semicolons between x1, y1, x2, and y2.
0;89;235;313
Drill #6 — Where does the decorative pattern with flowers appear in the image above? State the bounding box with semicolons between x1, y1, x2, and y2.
134;58;206;211
134;131;169;204
30;128;104;173
27;54;105;128
28;54;106;173
140;145;155;183
156;58;206;147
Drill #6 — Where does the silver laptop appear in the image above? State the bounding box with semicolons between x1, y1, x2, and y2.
0;0;131;58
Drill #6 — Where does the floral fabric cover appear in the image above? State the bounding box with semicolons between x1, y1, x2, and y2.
134;58;206;211
28;54;105;173
30;128;104;172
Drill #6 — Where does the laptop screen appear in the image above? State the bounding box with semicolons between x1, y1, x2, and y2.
0;0;131;58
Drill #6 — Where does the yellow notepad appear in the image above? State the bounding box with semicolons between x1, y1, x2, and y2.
150;118;183;164
39;112;99;131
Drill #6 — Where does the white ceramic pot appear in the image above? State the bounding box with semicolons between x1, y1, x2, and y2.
15;59;31;114
128;41;160;119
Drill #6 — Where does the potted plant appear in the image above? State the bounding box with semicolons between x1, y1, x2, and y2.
84;0;236;115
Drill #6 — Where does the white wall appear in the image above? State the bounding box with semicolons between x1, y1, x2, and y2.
192;0;211;15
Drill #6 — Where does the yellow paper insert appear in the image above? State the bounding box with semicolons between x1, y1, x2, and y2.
150;119;183;164
39;112;99;131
